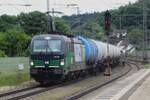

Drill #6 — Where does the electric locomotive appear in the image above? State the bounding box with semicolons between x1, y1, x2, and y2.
30;33;123;84
30;34;86;84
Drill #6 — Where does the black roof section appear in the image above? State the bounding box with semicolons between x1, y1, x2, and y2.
49;31;75;37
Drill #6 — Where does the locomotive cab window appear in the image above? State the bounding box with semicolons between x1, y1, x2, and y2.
33;39;62;53
33;40;47;52
47;40;61;52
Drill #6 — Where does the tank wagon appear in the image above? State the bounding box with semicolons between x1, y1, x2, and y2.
30;34;123;84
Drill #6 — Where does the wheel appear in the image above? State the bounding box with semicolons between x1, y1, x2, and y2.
39;81;45;86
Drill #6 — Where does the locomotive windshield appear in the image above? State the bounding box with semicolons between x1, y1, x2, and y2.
48;40;61;52
33;39;61;53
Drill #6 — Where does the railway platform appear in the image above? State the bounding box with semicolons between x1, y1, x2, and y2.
127;70;150;100
79;69;150;100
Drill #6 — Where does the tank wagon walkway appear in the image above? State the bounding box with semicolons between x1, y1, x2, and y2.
78;69;150;100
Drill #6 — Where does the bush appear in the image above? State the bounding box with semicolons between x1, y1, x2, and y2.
0;50;6;57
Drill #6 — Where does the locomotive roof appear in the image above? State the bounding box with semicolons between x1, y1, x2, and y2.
32;34;83;44
32;34;71;41
33;34;66;39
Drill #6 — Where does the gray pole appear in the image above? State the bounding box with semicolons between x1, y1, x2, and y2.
47;0;50;12
119;16;122;30
47;0;55;33
52;8;56;31
143;0;147;61
107;37;109;57
77;7;80;15
47;0;51;33
104;34;112;76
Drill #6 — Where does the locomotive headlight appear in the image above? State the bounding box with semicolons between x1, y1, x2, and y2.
60;59;64;66
30;61;34;66
45;61;49;64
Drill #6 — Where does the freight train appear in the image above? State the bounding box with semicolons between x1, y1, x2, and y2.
29;34;123;84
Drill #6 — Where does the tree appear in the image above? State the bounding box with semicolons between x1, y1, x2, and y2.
0;32;8;56
0;14;18;32
5;27;31;56
128;28;143;49
55;17;72;34
18;11;47;36
73;21;105;40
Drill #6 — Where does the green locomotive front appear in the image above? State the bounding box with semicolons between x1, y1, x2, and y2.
30;34;86;83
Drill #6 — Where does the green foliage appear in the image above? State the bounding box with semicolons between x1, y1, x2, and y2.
63;13;100;29
18;11;48;35
73;21;105;40
0;50;6;57
18;11;72;35
55;17;72;34
128;27;143;41
5;27;31;56
0;11;73;56
128;28;143;50
0;15;18;32
0;32;8;51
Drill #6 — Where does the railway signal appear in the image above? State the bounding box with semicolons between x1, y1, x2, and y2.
104;10;112;76
104;10;111;36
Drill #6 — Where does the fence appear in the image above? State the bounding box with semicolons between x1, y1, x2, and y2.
0;57;30;86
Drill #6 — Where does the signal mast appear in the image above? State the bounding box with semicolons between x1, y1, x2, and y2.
104;10;112;76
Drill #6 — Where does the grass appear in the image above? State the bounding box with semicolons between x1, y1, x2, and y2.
144;64;150;69
0;57;30;87
0;72;30;86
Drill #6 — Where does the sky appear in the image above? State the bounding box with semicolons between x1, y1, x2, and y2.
0;0;138;16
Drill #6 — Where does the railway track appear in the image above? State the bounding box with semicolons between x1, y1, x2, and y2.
0;74;90;100
0;61;140;100
0;85;38;98
66;62;140;100
0;83;64;100
127;57;150;63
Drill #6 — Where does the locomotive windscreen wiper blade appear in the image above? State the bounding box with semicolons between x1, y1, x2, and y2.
47;45;54;54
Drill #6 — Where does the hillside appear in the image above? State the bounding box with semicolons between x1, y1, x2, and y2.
63;0;150;49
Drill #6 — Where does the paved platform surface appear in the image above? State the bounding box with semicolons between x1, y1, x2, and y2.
128;73;150;100
78;69;150;100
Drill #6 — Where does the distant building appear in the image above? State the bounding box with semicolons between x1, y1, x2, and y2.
111;29;127;38
109;29;128;45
